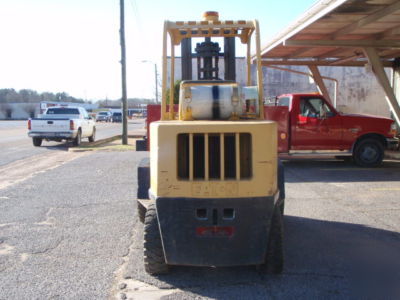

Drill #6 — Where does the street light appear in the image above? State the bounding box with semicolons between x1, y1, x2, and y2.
141;60;158;103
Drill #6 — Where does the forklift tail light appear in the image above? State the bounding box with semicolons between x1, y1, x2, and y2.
196;226;234;237
70;120;74;130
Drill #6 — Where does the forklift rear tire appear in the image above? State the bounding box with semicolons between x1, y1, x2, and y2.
266;205;284;274
143;204;169;275
278;160;285;215
137;201;146;223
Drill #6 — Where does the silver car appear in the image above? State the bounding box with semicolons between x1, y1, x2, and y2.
96;111;112;122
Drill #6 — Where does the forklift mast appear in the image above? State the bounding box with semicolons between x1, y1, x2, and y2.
181;36;236;81
160;11;264;121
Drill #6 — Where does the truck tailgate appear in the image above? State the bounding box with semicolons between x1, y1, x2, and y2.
30;119;71;132
264;106;289;153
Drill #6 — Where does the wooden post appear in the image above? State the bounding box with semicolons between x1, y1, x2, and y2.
308;65;333;105
363;47;400;127
119;0;128;144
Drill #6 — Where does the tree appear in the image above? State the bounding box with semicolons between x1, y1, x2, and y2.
166;80;181;105
20;89;39;103
0;89;86;104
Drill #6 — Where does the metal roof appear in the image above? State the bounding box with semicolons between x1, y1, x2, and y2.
258;0;400;67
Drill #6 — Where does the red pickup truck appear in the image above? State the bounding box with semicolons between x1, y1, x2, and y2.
141;93;398;167
266;93;397;166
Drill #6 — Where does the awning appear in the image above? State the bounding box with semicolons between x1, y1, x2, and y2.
258;0;400;67
254;0;400;126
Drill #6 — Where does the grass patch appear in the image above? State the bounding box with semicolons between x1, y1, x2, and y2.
70;138;137;152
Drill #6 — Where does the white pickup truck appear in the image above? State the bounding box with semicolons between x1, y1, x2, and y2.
28;106;96;147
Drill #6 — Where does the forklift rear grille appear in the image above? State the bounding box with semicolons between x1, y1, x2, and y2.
177;133;252;180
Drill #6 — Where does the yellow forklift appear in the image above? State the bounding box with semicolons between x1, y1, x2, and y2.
137;11;285;274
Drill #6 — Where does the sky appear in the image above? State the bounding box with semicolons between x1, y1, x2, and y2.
0;0;317;101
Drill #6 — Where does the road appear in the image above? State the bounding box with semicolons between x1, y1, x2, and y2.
0;145;399;299
0;120;145;167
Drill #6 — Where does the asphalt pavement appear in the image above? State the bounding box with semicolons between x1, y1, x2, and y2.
119;158;400;300
0;150;147;299
1;146;399;299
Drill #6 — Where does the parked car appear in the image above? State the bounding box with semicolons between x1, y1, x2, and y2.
112;112;122;122
96;111;112;122
28;106;96;147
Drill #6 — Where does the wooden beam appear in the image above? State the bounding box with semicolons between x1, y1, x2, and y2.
284;39;400;48
381;50;400;59
377;25;400;40
283;47;313;58
329;53;364;65
363;47;400;127
332;1;400;38
261;59;392;67
259;0;349;57
317;47;345;59
308;65;332;104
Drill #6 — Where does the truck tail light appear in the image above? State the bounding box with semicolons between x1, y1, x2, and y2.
28;119;31;130
70;120;74;130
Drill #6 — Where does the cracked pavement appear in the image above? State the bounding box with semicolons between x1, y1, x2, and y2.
0;151;147;299
117;159;400;300
0;147;400;299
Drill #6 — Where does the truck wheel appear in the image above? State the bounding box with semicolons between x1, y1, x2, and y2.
265;205;284;274
143;204;168;275
353;138;384;167
32;138;42;147
88;127;96;142
73;130;82;147
278;160;285;215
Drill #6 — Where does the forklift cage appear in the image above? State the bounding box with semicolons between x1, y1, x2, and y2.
161;16;264;121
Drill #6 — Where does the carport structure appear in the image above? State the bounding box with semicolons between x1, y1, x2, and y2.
256;0;400;126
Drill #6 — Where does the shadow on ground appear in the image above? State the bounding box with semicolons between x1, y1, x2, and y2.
125;214;400;299
40;141;94;151
282;159;400;183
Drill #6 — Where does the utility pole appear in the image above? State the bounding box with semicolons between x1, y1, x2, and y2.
119;0;128;145
154;63;158;103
